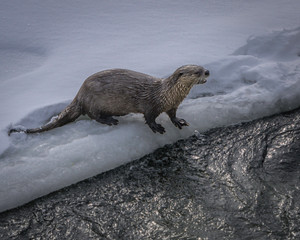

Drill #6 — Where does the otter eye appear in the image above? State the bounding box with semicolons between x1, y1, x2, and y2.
178;72;184;77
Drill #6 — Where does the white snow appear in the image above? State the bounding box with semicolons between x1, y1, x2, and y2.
0;0;300;212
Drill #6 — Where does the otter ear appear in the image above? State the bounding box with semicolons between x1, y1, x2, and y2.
172;72;183;84
174;72;184;83
170;70;184;85
177;71;185;79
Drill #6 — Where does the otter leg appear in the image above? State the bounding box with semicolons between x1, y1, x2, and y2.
144;112;165;134
166;108;189;129
96;115;119;126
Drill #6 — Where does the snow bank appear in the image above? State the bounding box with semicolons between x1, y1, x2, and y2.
187;27;300;126
0;1;300;212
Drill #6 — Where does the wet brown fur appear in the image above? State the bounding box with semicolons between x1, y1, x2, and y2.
9;65;209;135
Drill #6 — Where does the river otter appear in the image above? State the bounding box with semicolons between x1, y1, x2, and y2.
9;65;209;135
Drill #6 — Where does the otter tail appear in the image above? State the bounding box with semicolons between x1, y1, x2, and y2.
8;100;81;136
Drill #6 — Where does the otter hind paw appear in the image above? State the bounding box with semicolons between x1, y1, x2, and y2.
97;116;119;126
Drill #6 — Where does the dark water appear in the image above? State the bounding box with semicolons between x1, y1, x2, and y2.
1;108;299;239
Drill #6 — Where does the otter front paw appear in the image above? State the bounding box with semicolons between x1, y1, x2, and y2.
148;122;165;134
171;118;189;129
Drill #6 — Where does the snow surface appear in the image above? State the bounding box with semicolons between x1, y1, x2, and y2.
0;0;300;212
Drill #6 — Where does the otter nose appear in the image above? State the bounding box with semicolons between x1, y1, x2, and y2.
204;70;210;76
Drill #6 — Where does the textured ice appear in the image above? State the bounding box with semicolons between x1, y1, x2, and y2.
0;0;300;212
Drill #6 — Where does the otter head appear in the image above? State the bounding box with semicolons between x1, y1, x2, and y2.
172;65;210;87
